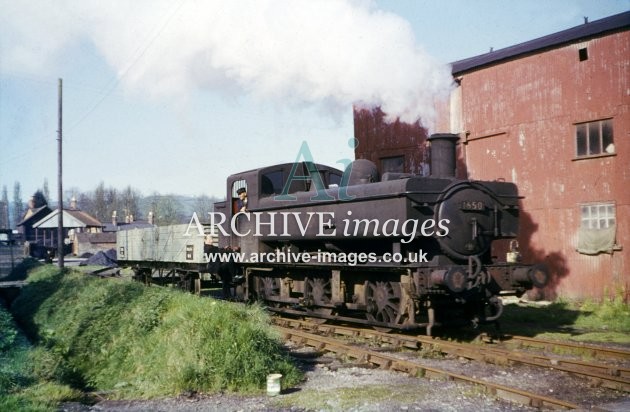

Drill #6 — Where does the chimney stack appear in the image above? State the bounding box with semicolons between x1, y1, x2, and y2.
70;196;77;210
427;133;459;178
112;210;117;227
148;211;155;225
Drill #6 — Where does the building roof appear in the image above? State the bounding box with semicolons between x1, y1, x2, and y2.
32;208;104;230
452;11;630;75
102;221;155;232
75;232;116;244
17;205;53;227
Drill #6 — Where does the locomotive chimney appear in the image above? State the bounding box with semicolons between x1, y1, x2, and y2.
427;133;459;178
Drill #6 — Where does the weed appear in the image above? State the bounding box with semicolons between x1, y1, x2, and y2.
9;265;302;400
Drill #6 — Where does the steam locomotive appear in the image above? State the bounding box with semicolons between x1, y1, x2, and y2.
117;133;548;335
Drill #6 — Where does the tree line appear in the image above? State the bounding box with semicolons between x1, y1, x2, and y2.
0;179;221;229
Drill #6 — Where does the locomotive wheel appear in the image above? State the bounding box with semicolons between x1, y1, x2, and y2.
256;276;281;300
304;277;333;324
304;277;332;306
365;281;401;331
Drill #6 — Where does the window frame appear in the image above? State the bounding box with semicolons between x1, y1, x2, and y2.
579;201;616;230
380;155;405;174
574;118;614;159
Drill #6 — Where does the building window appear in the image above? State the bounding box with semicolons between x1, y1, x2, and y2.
381;156;404;174
580;202;615;229
578;47;588;61
575;119;614;157
577;202;618;255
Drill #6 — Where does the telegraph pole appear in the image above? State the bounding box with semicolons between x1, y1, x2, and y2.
57;78;64;269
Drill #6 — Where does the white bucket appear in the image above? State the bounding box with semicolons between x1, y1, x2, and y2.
266;373;282;396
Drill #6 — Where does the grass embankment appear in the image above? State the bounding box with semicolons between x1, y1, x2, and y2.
1;302;81;411
500;291;630;344
3;265;301;408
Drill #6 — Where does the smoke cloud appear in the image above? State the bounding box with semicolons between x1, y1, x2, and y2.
1;0;453;124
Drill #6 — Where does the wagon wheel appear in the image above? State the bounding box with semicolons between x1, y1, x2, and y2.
304;277;333;323
256;276;281;300
178;271;194;292
365;281;402;332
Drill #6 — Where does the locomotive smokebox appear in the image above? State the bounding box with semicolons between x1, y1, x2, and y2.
427;133;459;178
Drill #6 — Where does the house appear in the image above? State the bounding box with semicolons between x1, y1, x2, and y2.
31;198;104;256
17;203;52;244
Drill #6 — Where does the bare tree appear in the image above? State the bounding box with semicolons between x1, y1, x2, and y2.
150;193;181;226
193;195;218;222
0;185;9;228
13;182;24;227
77;192;92;213
105;187;119;221
42;178;50;203
120;185;141;221
92;182;107;221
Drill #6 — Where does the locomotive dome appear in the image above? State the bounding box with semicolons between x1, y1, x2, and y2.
345;159;379;186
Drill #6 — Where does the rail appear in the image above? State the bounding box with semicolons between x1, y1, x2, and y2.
275;324;580;409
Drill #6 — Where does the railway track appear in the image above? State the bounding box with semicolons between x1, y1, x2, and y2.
273;317;630;407
275;323;579;409
494;334;630;362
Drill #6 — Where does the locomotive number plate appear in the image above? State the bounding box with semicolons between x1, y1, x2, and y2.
461;200;484;211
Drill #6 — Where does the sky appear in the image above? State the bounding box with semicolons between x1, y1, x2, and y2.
1;0;628;202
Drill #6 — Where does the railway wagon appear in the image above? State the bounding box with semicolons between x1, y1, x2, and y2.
117;224;217;293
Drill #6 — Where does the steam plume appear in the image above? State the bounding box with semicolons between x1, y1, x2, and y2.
1;0;453;123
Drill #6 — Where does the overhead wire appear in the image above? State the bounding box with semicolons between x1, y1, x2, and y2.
1;0;187;167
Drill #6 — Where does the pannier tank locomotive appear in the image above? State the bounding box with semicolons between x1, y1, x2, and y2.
118;133;548;335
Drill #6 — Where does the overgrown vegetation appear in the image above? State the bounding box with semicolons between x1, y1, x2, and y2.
500;290;630;343
7;265;301;404
1;303;81;411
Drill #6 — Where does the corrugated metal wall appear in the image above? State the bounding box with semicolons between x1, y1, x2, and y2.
455;31;629;300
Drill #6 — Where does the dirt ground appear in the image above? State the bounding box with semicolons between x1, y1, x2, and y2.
59;342;630;412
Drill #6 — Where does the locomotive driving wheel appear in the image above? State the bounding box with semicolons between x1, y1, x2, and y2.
256;276;281;300
365;281;402;331
304;277;333;323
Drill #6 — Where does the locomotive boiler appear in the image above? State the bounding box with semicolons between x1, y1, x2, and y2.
208;133;548;334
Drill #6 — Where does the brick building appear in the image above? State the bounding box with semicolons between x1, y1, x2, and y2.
353;12;629;300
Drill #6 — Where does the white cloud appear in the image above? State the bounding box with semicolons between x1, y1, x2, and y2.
1;0;452;124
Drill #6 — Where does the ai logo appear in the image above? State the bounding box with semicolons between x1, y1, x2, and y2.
274;139;358;202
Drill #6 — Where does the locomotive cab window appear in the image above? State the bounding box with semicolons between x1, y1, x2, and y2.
260;163;342;198
231;179;248;214
261;170;283;196
327;171;342;187
575;119;614;158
